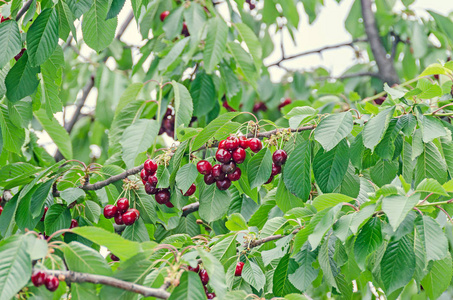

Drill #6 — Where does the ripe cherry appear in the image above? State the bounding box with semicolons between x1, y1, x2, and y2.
129;208;140;221
218;140;227;149
197;160;212;175
103;205;117;219
238;136;249;149
227;168;241;181
181;22;189;37
278;98;292;109
116;198;129;213
155;189;171;204
265;175;274;184
235;262;244;276
140;169;148;184
216;179;231;190
184;184;196;196
271;163;281;176
44;275;59;292
212;164;225;181
147;175;158;186
165;201;174;208
14;48;25;61
144;159;158;175
145;182;158;195
70;219;78;229
31;271;46;287
199;269;209;285
204;174;216;185
225;137;239;151
272;150;287;166
188;264;200;273
207;293;216;299
232;147;246;164
248;138;262;153
110;253;120;261
41;207;48;221
216;148;231;163
0;206;3;216
122;210;137;225
114;213;124;225
222;161;236;174
160;10;170;22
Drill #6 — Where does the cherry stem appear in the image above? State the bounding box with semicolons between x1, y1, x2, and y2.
47;229;72;242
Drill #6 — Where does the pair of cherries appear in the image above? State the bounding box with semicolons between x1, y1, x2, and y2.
188;264;215;299
266;150;288;184
103;198;140;226
31;270;59;292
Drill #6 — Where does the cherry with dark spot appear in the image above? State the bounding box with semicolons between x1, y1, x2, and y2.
110;253;120;261
221;161;236;174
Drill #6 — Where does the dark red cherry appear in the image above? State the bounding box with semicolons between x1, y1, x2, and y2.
188;264;200;273
235;261;244;276
216;148;231;163
14;48;26;61
114;213;124;225
181;22;189;36
221;161;236;174
145;182;158;195
207;293;216;299
165;201;174;208
122;210;137;226
160;10;170;21
147;175;158;186
31;271;46;287
204;174;216;185
218;140;227;149
216;179;231;190
129;208;140;221
0;206;3;216
116;198;129;213
184;184;196;196
232;147;246;164
41;207;48;221
271;163;281;176
272;150;287;166
144;159;158;175
248;138;262;153
140;169;148;184
238;136;249;149
199;269;209;285
70;219;78;229
278;98;292;109
227;168;241;181
225;137;239;151
265;175;274;184
212;164;225;181
110;253;120;261
155;189;171;204
44;275;59;292
197;160;212;175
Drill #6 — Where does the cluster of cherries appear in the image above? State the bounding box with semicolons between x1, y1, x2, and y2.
197;136;263;190
187;264;215;299
31;270;59;292
266;149;288;183
160;11;190;37
103;198;140;226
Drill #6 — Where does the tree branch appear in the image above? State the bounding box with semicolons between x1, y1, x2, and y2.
249;227;302;248
115;11;134;40
15;0;34;21
315;71;380;81
360;0;399;85
45;270;170;299
65;77;95;132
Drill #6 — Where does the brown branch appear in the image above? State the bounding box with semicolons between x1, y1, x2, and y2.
182;203;200;216
15;0;34;21
315;71;380;81
115;11;134;40
65;77;95;132
360;0;399;85
249;227;302;248
45;270;170;299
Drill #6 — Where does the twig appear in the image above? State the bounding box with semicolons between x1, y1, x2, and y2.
249;227;302;248
15;0;34;21
315;71;379;81
182;203;200;217
44;270;171;299
65;77;95;132
115;11;134;40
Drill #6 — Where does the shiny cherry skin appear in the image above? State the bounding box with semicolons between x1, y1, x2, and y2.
104;205;119;220
218;140;227;149
238;136;249;149
248;138;262;153
155;189;171;204
122;210;137;225
222;161;236;174
129;208;140;221
216;179;231;190
114;213;124;225
197;160;212;175
204;174;216;185
212;164;226;181
225;137;239;151
232;147;246;164
44;275;59;292
265;175;274;184
207;293;216;299
41;207;48;221
31;271;46;287
165;201;174;208
147;175;158;186
110;253;120;261
116;198;129;213
140;169;148;184
235;262;244;276
271;163;281;176
184;184;196;196
144;159;158;175
216;148;231;163
188;264;200;273
199;269;209;285
227;168;241;181
160;10;170;22
145;182;158;195
272;150;288;166
70;219;78;229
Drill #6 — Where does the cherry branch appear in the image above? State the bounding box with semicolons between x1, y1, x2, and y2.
45;269;170;299
249;227;302;248
15;0;34;21
315;71;380;81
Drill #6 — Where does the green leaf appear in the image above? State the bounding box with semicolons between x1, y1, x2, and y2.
225;213;248;231
0;104;25;153
27;8;59;66
313;139;349;193
210;234;237;264
242;260;265;291
278;0;299;28
421;254;452;300
418;114;447;143
199;184;231;223
429;11;453;46
162;6;184;40
121;119;158;169
114;83;143;117
285;106;317;129
227;42;258;89
172;81;193;138
35;108;73;159
85;200;101;223
44;204;71;235
235;23;262;71
204;17;228;73
168;271;206;300
30;179;54;218
354;218;383;270
415;215;448;261
5;51;40;102
0;20;21;68
197;248;227;297
363;107;395;151
370;159;398;187
312;193;354;211
0;236;31;300
82;0;118;52
64;241;112;276
40;45;64;117
419;63;452;77
71;226;142;260
190;72;216;117
380;235;415;294
192;112;240;150
183;3;207;36
122;218;150;242
283;140;311;200
247;148;272;189
273;254;299;296
382;195;419;231
8;98;32;129
59;188;86;206
276;178;304;213
415;142;447;185
56;0;77;41
415;178;449;196
176;163;198;194
289;244;319;292
314;111;353;152
106;0;126;20
158;38;189;71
